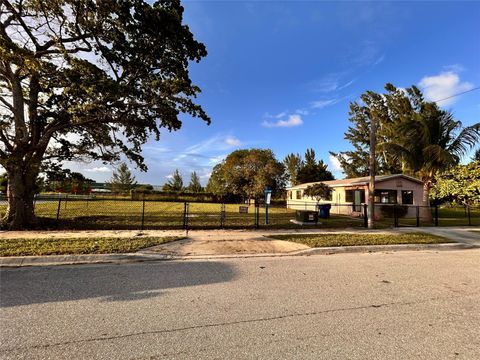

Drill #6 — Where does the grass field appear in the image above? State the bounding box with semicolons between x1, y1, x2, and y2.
268;232;452;247
0;199;477;230
0;236;182;257
378;206;480;227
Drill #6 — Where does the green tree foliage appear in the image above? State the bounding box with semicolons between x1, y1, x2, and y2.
330;85;405;178
163;169;184;192
283;153;303;186
205;164;228;197
474;149;480;162
107;163;137;194
430;161;480;206
206;149;286;200
42;166;94;194
304;183;332;203
296;149;334;184
186;171;203;193
0;172;7;193
0;0;209;229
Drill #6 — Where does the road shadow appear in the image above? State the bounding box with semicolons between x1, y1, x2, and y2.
0;261;237;307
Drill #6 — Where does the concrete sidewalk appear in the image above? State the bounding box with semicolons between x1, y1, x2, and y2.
0;227;477;267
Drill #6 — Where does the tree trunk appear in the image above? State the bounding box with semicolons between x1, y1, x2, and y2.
1;162;40;230
420;181;433;223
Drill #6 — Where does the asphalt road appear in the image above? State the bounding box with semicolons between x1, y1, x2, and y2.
1;249;479;359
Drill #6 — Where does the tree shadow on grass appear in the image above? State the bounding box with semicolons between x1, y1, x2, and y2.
0;261;236;307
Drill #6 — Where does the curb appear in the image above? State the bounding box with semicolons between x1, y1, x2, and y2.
0;242;475;268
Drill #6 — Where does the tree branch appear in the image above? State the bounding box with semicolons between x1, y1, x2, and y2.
2;0;41;50
0;94;13;111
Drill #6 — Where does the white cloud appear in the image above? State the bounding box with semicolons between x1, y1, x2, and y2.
84;166;111;173
443;64;464;73
419;71;474;106
307;73;356;94
328;154;343;172
225;136;242;147
209;154;227;165
262;114;303;128
295;109;309;116
311;99;340;109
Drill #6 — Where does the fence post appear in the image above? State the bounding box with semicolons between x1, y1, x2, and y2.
393;204;397;227
183;201;189;231
141;196;146;231
363;203;368;228
434;205;439;226
467;206;471;226
56;198;62;224
416;206;420;227
220;203;226;228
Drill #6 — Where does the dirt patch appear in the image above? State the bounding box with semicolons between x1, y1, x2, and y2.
148;237;309;256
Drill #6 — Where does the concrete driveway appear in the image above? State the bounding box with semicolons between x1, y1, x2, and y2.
398;226;480;246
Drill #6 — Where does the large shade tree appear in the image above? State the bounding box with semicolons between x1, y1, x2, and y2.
0;0;210;229
206;149;286;201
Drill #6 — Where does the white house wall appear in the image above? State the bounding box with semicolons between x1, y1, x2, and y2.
286;177;425;218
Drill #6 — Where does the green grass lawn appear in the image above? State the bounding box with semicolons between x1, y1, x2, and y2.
0;200;366;230
0;236;182;257
268;232;452;247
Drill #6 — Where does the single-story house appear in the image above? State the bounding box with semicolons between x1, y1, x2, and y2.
286;174;424;218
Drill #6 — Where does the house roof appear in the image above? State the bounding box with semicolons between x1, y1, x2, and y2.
288;174;423;190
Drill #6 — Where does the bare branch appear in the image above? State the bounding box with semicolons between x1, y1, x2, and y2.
2;0;41;50
0;95;13;111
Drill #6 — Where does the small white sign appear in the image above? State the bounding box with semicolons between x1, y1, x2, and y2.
266;193;271;204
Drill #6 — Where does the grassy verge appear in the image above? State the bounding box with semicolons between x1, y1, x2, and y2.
0;236;183;257
268;232;452;247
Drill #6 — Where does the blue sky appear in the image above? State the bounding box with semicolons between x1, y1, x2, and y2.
75;0;480;185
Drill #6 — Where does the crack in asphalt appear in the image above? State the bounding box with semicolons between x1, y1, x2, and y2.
1;296;450;353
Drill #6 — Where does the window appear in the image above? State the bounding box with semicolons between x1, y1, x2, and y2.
296;190;302;199
345;189;365;203
374;190;397;204
402;190;414;204
345;190;353;203
289;191;292;200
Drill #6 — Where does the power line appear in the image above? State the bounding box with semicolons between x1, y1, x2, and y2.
433;86;480;103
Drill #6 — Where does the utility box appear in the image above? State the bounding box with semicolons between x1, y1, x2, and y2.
295;210;318;223
318;204;332;219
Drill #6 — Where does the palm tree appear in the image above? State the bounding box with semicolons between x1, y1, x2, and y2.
384;103;479;218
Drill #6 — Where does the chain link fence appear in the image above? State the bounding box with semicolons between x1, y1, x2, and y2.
0;195;478;230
